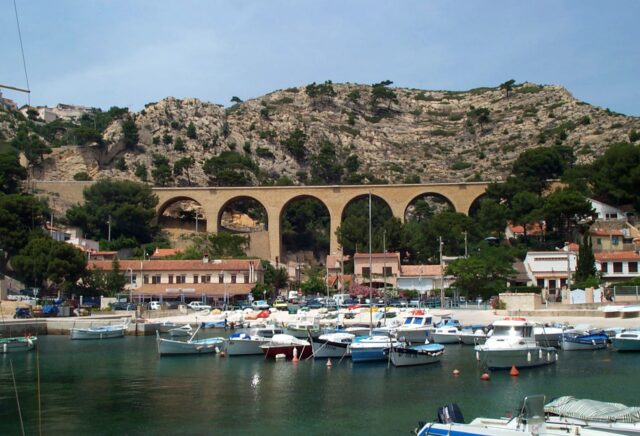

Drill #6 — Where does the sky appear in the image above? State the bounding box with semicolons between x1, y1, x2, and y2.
1;0;639;115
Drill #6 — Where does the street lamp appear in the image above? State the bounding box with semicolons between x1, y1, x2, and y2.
126;268;134;302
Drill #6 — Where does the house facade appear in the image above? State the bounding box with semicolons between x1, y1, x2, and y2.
396;265;453;294
595;251;640;283
353;252;401;288
89;257;263;302
523;250;577;291
589;220;640;253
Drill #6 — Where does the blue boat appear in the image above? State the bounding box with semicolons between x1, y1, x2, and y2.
560;328;608;351
350;335;399;362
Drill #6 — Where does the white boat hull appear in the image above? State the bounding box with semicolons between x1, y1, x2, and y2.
1;337;37;353
71;327;127;340
459;333;486;345
476;347;558;369
560;340;607;351
431;333;460;344
226;337;270;356
395;328;430;343
311;339;351;358
157;337;223;355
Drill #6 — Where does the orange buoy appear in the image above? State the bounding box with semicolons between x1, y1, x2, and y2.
326;358;333;367
452;369;460;376
481;373;490;381
510;365;519;376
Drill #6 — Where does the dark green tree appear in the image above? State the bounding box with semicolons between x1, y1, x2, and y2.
262;260;289;292
174;137;186;151
476;199;508;238
310;141;343;184
281;199;330;257
186;122;197;139
542;188;594;242
575;232;596;283
511;145;574;194
280;128;308;162
371;80;398;110
152;154;172;186
590;142;640;212
12;233;87;294
66;180;158;245
499;79;516;98
467;107;491;132
0;193;47;255
0;152;27;194
121;118;139;148
230;96;243;104
174;157;195;186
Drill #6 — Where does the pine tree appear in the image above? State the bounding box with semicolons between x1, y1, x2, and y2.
576;232;596;282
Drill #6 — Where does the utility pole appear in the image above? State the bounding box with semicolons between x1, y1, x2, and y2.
464;231;468;258
368;192;373;333
108;215;112;242
439;236;445;308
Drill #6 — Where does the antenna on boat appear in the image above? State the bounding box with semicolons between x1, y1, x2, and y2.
10;360;26;436
36;347;42;436
3;0;31;105
368;192;372;336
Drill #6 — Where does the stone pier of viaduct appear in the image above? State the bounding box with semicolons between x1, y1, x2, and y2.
34;181;490;262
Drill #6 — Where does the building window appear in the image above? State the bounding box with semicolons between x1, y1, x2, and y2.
143;274;149;284
612;236;619;245
152;275;161;284
536;279;545;287
383;267;393;276
202;275;211;283
243;274;249;283
601;262;608;273
193;274;199;284
131;274;137;285
613;262;623;273
629;262;638;273
597;238;602;245
218;273;224;284
176;275;186;284
362;267;371;277
231;274;237;284
168;274;174;284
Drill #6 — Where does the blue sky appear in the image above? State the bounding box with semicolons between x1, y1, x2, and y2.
1;1;639;115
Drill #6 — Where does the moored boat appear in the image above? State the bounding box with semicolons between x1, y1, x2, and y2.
560;328;608;351
0;335;37;353
168;324;193;337
533;325;564;347
310;332;354;358
395;312;433;343
260;334;312;359
387;342;444;367
70;319;131;340
431;326;461;344
350;335;400;363
225;332;271;356
156;332;224;356
612;330;640;351
459;327;489;345
475;318;557;369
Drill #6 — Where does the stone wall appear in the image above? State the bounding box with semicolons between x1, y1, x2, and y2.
499;292;542;311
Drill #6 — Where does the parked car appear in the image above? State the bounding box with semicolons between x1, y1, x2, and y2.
273;298;288;310
111;302;136;311
187;301;212;311
251;300;269;310
148;301;162;310
340;298;358;307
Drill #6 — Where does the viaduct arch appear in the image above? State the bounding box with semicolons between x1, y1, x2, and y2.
34;181;491;262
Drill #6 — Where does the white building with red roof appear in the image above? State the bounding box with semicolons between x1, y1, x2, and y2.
595;251;640;283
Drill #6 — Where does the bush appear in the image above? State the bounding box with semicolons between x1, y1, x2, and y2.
630;129;640;143
73;171;91;181
174;137;185;151
115;157;127;171
162;133;173;145
134;162;148;181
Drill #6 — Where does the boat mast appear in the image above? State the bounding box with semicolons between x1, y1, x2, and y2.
369;192;373;335
383;230;387;325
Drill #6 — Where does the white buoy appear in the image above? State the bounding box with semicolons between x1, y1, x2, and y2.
527;351;532;362
275;353;286;360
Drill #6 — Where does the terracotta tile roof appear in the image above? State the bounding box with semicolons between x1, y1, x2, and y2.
400;265;442;276
590;229;625;236
89;259;263;272
133;283;253;297
326;254;351;268
508;222;545;235
327;274;353;287
88;251;117;257
595;251;640;261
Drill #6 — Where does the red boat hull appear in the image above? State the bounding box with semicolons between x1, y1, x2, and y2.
261;344;313;359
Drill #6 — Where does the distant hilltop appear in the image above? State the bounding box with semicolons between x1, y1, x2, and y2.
2;81;639;187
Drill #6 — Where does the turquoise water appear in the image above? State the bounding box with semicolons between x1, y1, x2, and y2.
1;335;639;435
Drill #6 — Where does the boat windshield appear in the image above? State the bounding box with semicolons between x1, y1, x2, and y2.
493;325;532;337
404;317;414;325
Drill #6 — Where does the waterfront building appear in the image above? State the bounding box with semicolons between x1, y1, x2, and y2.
89;256;263;303
595;251;640;284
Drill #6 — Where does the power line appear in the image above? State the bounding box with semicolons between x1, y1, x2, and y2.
13;0;31;105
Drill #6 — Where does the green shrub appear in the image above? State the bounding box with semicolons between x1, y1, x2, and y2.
451;160;472;170
174;137;185;151
256;147;275;159
431;129;456;137
73;171;91;181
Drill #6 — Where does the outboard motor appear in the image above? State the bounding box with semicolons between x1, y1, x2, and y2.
436;403;464;424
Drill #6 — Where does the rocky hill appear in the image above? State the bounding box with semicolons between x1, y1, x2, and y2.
2;81;640;186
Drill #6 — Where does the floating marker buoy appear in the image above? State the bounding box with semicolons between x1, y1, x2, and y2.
510;365;519;376
292;347;299;363
219;351;226;357
453;369;460;376
481;373;490;381
326;358;332;367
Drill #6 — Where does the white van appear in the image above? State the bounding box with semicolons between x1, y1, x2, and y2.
333;294;350;306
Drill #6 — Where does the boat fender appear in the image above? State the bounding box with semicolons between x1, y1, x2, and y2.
452;369;460;376
555;352;558;361
475;351;480;361
547;352;551;361
527;351;532;362
326;358;332;367
436;403;465;424
539;349;542;359
480;373;490;381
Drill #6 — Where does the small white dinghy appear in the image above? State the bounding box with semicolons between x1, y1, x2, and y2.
156;327;224;356
168;324;193;337
70;318;131;340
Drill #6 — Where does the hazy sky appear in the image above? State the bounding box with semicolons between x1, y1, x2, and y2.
1;1;639;114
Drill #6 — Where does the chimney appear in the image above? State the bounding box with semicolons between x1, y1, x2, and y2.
202;254;209;263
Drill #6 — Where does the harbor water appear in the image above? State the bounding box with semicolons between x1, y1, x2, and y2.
1;335;639;435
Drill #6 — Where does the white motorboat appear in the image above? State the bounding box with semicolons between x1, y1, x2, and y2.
350;335;400;363
415;395;640;435
260;334;313;359
310;332;354;358
157;320;185;334
70;319;131;340
168;324;193;337
225;332;271;356
475;318;557;369
156;331;224;356
284;315;321;338
387;342;444;367
560;328;608;351
459;328;489;345
534;325;564;347
395;312;433;343
431;326;462;344
0;335;37;353
612;330;640;351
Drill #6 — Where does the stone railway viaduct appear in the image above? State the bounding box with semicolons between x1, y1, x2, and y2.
34;181;490;262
